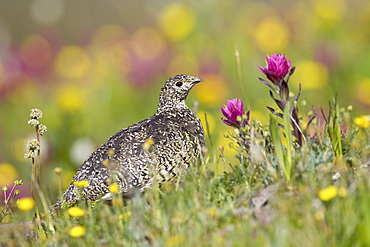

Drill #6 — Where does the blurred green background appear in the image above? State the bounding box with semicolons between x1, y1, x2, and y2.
0;0;369;202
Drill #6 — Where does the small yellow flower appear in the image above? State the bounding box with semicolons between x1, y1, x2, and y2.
338;187;347;197
354;115;370;128
102;159;109;167
68;206;85;217
119;211;132;219
107;149;115;157
109;183;119;194
69;225;86;238
142;138;154;151
319;185;338;201
165;234;184;247
206;207;218;217
73;180;90;188
17;197;35;211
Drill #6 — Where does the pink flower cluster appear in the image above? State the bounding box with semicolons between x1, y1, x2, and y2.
258;54;293;86
221;98;250;128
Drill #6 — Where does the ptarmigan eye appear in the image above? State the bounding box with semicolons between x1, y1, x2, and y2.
175;81;183;87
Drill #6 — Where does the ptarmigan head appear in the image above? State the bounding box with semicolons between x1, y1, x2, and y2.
157;74;202;112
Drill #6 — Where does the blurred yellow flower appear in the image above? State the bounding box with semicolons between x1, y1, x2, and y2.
338;187;347;197
314;0;345;22
131;27;165;60
109;183;119;194
74;180;90;188
293;60;328;89
193;74;228;107
354;115;370;129
55;83;85;112
206;207;218;217
197;111;215;134
69;225;86;238
55;46;90;78
68;206;85;217
119;211;132;219
254;17;289;52
17;197;35;211
319;185;337;201
356;78;370;106
0;163;19;187
165;234;185;247
159;3;195;41
143;138;154;151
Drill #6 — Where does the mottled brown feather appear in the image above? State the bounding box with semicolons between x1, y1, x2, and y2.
52;75;205;209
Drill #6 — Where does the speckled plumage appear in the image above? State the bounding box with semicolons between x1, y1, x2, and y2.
52;75;205;209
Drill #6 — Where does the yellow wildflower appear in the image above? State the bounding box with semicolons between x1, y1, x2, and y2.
338;187;347;197
319;185;337;201
206;207;218;218
109;183;119;194
165;234;185;247
68;206;85;217
159;3;195;41
354;115;370;128
119;211;132;220
17;197;35;211
55;46;90;78
73;180;90;188
143;138;154;151
0;163;19;187
293;60;328;89
69;225;86;238
254;16;289;52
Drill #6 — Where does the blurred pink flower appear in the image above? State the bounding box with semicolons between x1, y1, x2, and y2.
221;98;249;128
258;54;292;86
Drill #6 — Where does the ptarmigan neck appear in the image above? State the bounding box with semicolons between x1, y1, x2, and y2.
156;100;190;114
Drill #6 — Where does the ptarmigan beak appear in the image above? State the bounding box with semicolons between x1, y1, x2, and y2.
192;77;203;84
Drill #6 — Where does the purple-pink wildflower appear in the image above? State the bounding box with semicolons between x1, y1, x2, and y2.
221;98;249;128
258;54;292;86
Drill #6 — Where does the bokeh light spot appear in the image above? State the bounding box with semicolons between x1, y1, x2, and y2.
55;46;90;78
159;3;195;41
314;0;345;22
20;35;53;70
193;74;228;107
254;17;289;52
131;27;165;60
55;83;85;112
30;0;65;25
293;60;328;89
0;163;19;186
356;78;370;106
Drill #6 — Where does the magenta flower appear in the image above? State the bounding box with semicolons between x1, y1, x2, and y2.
221;98;250;128
258;54;292;86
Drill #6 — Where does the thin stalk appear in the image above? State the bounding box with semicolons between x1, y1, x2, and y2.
35;126;42;190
